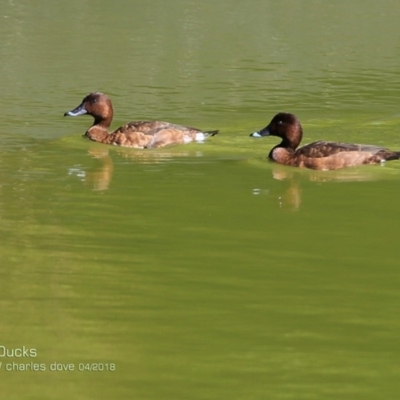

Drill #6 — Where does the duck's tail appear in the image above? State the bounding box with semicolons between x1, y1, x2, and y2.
193;130;219;143
204;130;219;137
384;151;400;161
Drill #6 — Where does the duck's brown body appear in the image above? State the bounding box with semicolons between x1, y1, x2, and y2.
64;92;218;148
251;113;400;170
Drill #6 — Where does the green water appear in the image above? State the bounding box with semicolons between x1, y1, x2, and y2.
1;0;400;399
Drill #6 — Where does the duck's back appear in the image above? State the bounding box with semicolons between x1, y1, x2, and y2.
296;141;391;158
292;141;400;170
113;121;203;136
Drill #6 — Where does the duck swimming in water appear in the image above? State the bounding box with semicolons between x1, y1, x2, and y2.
250;112;400;170
64;92;219;148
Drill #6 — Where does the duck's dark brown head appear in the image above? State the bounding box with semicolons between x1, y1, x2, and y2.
64;92;114;128
250;112;303;150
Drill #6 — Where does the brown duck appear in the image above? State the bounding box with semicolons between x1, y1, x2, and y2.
64;92;218;148
250;112;400;170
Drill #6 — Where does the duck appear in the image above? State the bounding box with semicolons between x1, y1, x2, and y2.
64;92;219;148
250;112;400;170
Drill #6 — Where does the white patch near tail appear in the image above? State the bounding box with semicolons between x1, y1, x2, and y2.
195;132;206;143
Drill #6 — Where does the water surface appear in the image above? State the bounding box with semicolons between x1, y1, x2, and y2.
1;1;400;399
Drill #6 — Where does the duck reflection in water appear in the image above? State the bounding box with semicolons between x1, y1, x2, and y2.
68;147;205;191
253;163;396;211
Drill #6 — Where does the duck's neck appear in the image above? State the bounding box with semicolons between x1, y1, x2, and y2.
93;115;112;129
268;125;303;162
277;124;303;150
